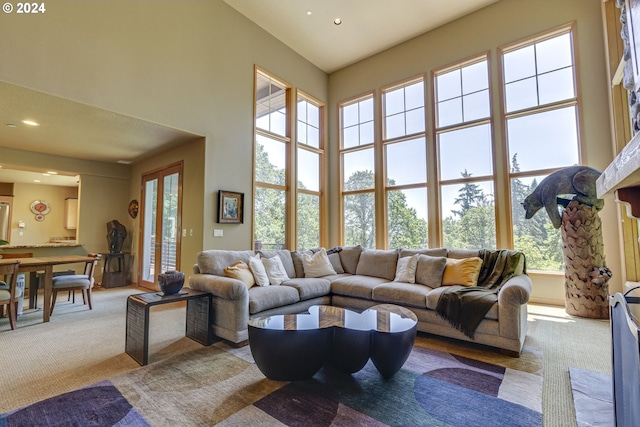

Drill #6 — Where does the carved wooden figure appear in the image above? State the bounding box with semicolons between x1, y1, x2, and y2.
522;166;611;319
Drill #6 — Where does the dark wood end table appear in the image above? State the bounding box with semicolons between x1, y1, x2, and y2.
125;288;213;365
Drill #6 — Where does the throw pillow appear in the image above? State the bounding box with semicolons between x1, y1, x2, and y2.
394;254;419;283
328;252;345;274
248;255;270;287
442;257;483;287
262;256;289;285
223;261;255;289
415;255;447;288
302;248;336;278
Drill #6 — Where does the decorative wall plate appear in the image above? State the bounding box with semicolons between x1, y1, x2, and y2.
30;200;51;215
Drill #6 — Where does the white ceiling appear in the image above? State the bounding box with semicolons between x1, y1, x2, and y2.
223;0;498;73
0;0;496;186
0;81;201;186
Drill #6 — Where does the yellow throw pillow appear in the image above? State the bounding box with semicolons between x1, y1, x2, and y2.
442;257;483;287
223;261;256;289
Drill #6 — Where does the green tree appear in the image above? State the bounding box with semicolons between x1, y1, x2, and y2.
452;170;486;217
254;143;286;248
343;170;376;248
387;189;428;249
343;170;428;249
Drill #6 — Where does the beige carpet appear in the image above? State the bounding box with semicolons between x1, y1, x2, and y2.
0;286;611;426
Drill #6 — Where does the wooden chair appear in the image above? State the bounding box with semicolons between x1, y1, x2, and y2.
0;260;22;330
50;254;101;316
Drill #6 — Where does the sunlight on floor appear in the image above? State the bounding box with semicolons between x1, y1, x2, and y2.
527;303;577;324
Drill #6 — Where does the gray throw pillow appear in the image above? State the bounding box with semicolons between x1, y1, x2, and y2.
328;252;344;274
339;245;362;274
290;250;312;278
447;248;480;259
415;255;447;288
399;248;447;258
356;249;398;281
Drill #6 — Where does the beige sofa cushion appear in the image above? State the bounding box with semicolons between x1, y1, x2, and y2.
415;255;447;288
372;282;430;308
356;249;398;281
248;285;300;314
281;277;332;300
331;275;390;299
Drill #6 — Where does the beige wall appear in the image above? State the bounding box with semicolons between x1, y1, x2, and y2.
327;0;621;303
8;183;77;246
0;0;328;257
129;140;205;286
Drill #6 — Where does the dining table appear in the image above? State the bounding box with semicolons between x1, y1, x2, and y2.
15;255;98;323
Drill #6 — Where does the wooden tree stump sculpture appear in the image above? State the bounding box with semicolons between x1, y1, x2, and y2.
561;200;611;319
522;166;611;319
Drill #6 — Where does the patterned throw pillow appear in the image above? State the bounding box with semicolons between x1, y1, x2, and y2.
223;261;255;289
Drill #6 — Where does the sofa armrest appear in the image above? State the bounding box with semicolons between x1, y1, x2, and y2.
498;274;531;341
189;273;248;300
498;274;531;306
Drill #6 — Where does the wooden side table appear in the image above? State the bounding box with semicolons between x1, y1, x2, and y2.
125;288;213;365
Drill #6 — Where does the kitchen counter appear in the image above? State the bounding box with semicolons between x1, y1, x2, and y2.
2;243;82;249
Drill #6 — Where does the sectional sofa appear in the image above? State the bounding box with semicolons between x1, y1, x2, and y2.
188;246;531;356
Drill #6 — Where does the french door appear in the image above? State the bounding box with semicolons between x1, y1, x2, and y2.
139;162;183;290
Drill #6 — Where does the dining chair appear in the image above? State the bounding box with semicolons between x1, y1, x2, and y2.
0;260;22;330
50;254;101;315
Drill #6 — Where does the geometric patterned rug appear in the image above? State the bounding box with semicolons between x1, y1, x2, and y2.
1;341;543;427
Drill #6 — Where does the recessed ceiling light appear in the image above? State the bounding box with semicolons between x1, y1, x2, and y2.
21;119;40;126
306;10;312;16
334;18;342;25
117;160;133;164
6;123;16;128
42;173;51;176
33;179;41;183
47;171;58;175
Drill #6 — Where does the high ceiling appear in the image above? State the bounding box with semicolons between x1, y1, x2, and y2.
0;0;496;185
223;0;497;73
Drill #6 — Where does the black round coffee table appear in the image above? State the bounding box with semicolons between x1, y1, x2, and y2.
247;304;417;381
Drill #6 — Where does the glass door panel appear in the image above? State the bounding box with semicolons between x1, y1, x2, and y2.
140;163;182;291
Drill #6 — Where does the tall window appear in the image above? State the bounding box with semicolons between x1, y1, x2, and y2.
435;57;496;250
383;79;428;249
340;95;375;248
297;93;324;250
254;71;290;250
503;30;579;271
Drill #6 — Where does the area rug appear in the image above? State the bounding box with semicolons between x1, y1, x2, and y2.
569;367;613;427
1;341;543;427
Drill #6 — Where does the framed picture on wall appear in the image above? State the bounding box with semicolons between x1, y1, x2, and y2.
218;190;244;224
